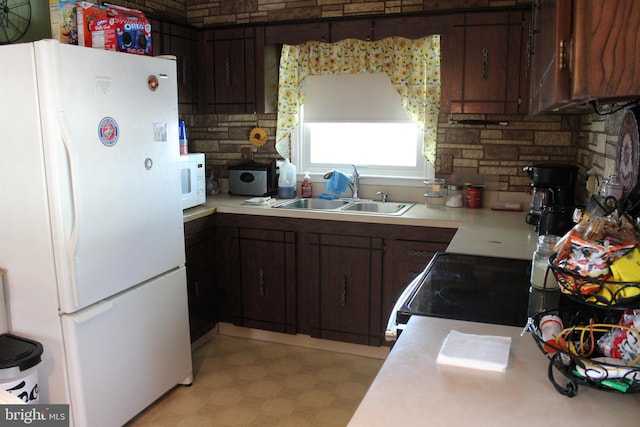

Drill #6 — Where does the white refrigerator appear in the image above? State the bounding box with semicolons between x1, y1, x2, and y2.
0;40;192;426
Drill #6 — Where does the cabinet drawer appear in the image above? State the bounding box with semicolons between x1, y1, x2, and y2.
392;240;448;286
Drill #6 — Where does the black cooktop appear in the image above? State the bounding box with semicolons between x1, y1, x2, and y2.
397;252;532;327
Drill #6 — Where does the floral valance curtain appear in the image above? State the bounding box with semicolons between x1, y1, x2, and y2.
275;35;441;166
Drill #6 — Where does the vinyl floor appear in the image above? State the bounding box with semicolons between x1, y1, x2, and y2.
126;333;385;427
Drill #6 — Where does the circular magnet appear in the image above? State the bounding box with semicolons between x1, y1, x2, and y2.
148;75;159;91
98;117;119;147
145;158;153;170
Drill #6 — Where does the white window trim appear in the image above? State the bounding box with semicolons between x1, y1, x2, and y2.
291;122;433;187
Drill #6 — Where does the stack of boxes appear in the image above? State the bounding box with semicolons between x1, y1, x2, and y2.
49;1;151;56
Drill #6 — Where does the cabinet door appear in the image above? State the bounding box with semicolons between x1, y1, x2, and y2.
528;0;572;113
202;28;257;114
184;217;216;343
153;21;198;114
572;0;640;101
238;228;296;333
161;23;198;114
451;11;529;114
185;237;211;342
308;233;383;346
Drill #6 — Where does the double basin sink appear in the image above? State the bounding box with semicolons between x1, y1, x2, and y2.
273;198;415;216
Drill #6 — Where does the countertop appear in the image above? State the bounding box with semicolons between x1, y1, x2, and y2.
184;195;640;423
183;194;539;260
348;316;640;426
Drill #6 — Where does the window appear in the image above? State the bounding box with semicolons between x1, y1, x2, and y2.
294;73;432;184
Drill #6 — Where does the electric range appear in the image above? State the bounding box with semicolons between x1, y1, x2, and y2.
386;252;532;341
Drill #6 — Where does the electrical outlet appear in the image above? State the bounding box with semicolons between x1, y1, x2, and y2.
241;146;253;162
441;154;453;174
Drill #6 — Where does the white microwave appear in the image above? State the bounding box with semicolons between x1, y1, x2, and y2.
180;153;206;210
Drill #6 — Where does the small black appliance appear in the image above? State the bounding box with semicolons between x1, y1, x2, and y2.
524;163;579;231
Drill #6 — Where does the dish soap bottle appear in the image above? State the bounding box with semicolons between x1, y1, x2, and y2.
278;159;297;199
301;171;313;198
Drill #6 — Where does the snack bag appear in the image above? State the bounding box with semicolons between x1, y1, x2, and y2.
597;311;640;363
610;247;640;283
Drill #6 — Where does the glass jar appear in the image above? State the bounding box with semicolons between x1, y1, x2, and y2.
424;178;446;206
445;185;464;207
424;178;445;197
530;235;560;290
601;174;623;200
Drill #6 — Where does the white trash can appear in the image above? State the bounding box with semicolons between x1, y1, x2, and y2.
0;334;43;404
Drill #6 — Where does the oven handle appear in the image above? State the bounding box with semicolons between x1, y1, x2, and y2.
384;264;431;342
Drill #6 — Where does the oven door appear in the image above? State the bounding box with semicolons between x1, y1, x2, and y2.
386;252;532;342
385;260;433;342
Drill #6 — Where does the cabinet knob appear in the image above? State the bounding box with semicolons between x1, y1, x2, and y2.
259;267;265;297
482;47;489;80
341;276;347;306
559;40;568;70
225;57;231;86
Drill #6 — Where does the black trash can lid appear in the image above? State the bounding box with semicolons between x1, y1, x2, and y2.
0;334;44;372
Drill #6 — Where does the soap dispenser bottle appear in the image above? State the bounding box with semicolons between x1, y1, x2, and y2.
301;171;313;198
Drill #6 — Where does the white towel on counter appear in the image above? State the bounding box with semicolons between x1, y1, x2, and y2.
242;196;273;205
436;330;511;372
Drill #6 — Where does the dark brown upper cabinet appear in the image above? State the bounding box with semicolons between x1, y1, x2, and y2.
201;27;265;114
152;20;199;115
529;0;640;114
449;10;530;114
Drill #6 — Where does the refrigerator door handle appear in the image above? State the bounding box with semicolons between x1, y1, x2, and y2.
57;111;81;308
69;300;113;324
57;111;80;259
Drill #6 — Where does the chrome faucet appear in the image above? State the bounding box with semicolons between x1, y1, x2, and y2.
350;164;360;199
323;164;360;199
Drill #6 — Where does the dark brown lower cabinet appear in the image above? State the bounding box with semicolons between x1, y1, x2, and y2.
301;233;384;346
184;216;216;343
215;220;296;334
214;213;456;346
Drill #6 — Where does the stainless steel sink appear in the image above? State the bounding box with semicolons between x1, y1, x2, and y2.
274;198;351;210
342;201;414;215
273;198;415;216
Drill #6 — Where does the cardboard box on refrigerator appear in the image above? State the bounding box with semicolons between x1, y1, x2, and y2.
87;3;152;56
49;0;78;44
76;1;110;48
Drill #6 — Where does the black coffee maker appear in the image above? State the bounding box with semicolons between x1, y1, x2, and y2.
524;163;578;235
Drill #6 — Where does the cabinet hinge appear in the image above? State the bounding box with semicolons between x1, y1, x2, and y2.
559;40;568;70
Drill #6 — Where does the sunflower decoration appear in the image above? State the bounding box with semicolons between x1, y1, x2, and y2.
249;127;268;147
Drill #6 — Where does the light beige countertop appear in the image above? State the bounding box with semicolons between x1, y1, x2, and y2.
186;195;639;423
349;316;640;426
183;194;539;260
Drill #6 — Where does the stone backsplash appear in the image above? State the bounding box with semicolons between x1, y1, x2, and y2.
184;111;584;195
117;0;626;202
184;107;627;204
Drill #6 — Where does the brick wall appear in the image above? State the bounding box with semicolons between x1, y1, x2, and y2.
107;0;188;23
186;0;532;26
576;109;627;199
437;113;578;192
184;110;585;196
122;0;614;200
